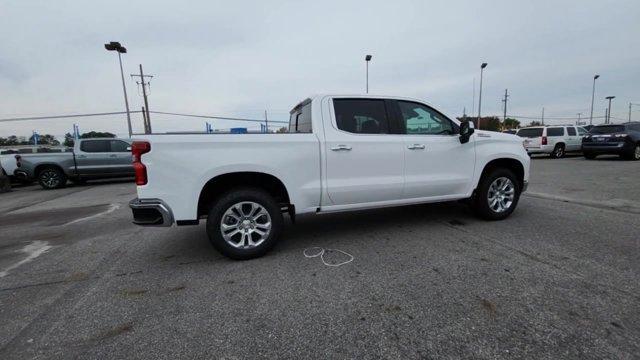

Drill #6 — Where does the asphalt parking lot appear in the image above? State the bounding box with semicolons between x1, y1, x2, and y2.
1;156;639;359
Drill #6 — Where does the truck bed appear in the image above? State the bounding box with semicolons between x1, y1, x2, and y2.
135;133;322;222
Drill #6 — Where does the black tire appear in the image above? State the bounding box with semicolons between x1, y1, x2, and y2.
206;188;284;260
624;144;640;161
550;144;565;158
583;152;597;160
37;166;67;190
472;168;521;221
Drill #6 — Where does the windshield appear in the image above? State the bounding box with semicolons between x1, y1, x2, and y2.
590;125;625;134
517;128;543;138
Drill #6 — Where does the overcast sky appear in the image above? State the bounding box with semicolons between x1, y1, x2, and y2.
1;0;639;139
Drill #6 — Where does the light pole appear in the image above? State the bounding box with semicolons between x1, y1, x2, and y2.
605;96;615;124
365;55;372;94
629;103;640;123
477;62;488;129
105;41;132;137
589;74;599;126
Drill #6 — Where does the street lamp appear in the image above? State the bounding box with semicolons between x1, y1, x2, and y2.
589;74;599;126
605;96;615;124
365;55;372;94
629;103;640;123
104;41;132;137
477;62;488;129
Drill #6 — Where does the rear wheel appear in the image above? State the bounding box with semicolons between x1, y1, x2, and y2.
206;188;283;260
550;144;565;158
472;168;521;220
38;167;67;190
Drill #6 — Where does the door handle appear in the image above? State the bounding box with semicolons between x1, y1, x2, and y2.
76;155;86;159
407;144;425;150
331;145;352;151
109;154;117;158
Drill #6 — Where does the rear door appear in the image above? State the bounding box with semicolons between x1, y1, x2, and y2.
75;140;111;176
323;98;405;205
109;139;134;175
395;100;475;198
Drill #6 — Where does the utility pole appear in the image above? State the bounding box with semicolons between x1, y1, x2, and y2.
501;89;509;122
605;96;615;124
541;107;545;125
131;64;154;134
472;78;475;116
264;110;269;133
577;113;582;125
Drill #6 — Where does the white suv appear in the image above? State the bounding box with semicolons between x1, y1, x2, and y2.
517;125;587;158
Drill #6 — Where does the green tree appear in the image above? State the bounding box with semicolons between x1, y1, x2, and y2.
29;134;60;145
528;121;542;127
63;133;75;147
460;116;502;132
503;118;520;129
80;131;116;139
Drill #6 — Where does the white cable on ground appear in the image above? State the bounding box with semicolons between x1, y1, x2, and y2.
303;247;354;267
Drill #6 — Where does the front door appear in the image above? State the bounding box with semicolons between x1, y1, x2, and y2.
108;139;134;175
395;100;475;199
324;98;405;205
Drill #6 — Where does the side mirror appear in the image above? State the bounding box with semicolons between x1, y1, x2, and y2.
126;146;132;152
459;121;475;144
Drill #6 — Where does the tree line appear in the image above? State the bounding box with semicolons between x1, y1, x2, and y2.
0;131;115;147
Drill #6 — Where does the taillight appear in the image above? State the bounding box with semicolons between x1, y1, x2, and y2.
131;141;151;185
541;136;548;145
14;154;21;168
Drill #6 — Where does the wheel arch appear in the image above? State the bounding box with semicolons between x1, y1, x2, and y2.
476;158;525;191
34;163;65;177
197;171;291;218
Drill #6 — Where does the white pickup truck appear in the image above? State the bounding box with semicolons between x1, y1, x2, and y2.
130;94;530;259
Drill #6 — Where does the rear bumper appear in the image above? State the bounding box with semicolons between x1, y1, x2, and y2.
129;198;174;227
582;142;629;154
13;169;29;180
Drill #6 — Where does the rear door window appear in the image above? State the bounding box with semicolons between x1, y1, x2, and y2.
517;128;543;138
289;100;312;133
80;140;110;153
567;127;577;136
333;99;390;134
547;127;564;136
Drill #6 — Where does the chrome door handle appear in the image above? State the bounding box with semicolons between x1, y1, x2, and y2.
407;144;425;150
109;154;117;158
331;145;352;151
76;155;86;159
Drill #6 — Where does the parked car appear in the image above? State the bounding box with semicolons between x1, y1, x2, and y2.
15;138;134;189
129;94;530;260
517;125;588;158
582;122;640;160
502;129;517;135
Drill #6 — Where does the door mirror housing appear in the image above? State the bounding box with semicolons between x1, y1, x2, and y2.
126;146;132;152
459;121;475;143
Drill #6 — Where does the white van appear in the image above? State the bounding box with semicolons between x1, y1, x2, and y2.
517;125;587;158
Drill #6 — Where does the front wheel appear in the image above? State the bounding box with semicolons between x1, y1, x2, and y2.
38;167;67;190
624;144;640;161
206;188;284;260
472;168;521;220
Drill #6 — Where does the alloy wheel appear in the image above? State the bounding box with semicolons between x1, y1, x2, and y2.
487;177;515;213
40;170;60;188
220;201;272;249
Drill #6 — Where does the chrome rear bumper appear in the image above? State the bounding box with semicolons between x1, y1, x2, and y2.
129;198;174;227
